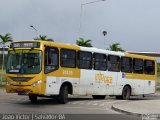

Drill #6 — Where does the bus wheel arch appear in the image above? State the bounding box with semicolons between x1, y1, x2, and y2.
58;82;73;104
60;82;73;95
116;84;132;100
122;85;132;100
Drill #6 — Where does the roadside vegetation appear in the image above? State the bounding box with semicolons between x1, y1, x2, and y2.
157;63;160;90
76;38;92;47
34;35;54;41
157;75;160;91
0;69;6;87
108;43;125;52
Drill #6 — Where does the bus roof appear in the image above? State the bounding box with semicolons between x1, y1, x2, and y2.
10;40;156;60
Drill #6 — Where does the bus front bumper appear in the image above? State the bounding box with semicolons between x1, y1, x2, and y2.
6;83;42;95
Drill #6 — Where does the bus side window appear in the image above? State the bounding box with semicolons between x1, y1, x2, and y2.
45;47;59;73
78;51;92;69
108;55;120;72
93;53;107;71
144;60;155;75
133;58;143;74
121;57;132;73
60;49;76;68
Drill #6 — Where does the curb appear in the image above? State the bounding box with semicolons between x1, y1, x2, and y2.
111;105;142;117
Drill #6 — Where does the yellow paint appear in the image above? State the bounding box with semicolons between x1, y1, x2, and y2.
95;72;112;83
6;40;80;95
125;73;157;80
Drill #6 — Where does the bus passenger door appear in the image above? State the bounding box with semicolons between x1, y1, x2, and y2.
44;46;60;95
79;69;93;95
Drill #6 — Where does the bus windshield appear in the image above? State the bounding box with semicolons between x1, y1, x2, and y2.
7;50;42;74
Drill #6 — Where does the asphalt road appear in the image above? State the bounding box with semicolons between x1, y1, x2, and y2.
1;89;160;120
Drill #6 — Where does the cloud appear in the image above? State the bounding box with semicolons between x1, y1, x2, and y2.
0;0;160;52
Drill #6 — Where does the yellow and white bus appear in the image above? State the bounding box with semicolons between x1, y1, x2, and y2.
6;40;157;103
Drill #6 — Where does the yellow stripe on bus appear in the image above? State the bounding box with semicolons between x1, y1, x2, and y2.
125;73;157;80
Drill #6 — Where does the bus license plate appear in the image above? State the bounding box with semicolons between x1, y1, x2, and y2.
16;88;24;92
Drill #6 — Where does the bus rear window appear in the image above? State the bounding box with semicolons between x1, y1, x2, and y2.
144;60;155;75
133;58;143;74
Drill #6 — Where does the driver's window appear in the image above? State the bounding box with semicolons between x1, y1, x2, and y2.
45;47;59;73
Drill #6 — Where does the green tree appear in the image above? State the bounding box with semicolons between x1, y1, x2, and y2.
109;42;124;52
0;33;13;43
76;38;92;47
157;63;160;72
34;35;54;41
0;33;13;83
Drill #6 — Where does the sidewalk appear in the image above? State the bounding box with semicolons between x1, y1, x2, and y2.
112;93;160;116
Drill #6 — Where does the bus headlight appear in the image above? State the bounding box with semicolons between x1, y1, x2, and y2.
32;80;42;87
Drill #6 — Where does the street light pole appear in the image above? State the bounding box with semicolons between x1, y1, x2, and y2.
78;0;106;38
30;25;37;31
102;31;107;49
30;25;39;38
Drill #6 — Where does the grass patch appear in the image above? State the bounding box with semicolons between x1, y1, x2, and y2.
157;73;160;91
0;84;5;89
0;69;6;88
0;69;6;82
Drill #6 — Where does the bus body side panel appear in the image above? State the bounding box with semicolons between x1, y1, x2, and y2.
79;67;119;96
124;52;157;95
45;76;79;95
79;69;93;95
45;76;60;95
103;71;117;95
125;74;145;95
115;72;132;95
125;73;156;95
143;79;156;94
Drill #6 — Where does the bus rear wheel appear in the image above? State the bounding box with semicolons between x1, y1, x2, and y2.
92;95;106;99
58;85;68;104
122;86;131;100
29;94;38;103
116;86;131;100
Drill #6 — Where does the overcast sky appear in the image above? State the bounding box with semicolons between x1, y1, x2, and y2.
0;0;160;52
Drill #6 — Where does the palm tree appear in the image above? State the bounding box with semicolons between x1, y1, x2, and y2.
76;38;92;47
34;35;54;41
109;42;124;52
0;33;13;43
0;33;13;84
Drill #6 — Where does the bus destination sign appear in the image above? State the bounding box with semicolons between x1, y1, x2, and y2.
10;42;40;48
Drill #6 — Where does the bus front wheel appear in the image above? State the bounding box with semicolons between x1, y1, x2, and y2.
58;85;68;104
29;94;38;103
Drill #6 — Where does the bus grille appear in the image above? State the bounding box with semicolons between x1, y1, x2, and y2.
10;77;34;82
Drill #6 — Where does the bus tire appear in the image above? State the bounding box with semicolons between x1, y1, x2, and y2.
58;85;68;104
122;86;131;100
92;95;106;99
29;94;38;103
